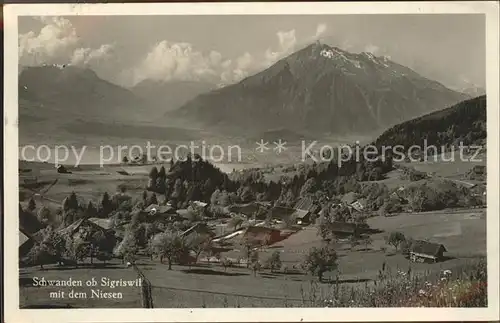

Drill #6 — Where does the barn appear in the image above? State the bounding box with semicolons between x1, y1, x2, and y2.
409;240;447;263
241;226;282;247
327;221;360;238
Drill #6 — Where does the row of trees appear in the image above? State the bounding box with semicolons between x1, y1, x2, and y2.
26;225;117;269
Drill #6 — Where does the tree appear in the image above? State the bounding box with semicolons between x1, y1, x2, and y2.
114;227;138;264
300;178;318;196
361;236;373;250
386;231;406;251
156;177;166;194
100;192;113;217
158;166;167;179
28;198;37;211
37;206;51;226
62;197;70;212
265;251;282;273
148;193;158;206
251;261;261;277
122;156;129;164
400;237;415;256
221;257;233;272
41;227;67;263
186;232;212;264
151;231;188;270
210;189;221;206
68;192;79;210
91;231;116;263
86;201;97;217
27;244;52;269
66;236;90;267
303;243;338;282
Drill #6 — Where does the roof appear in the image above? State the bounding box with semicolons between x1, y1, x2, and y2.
87;218;113;230
294;196;319;213
181;222;215;237
410;240;447;256
59;217;112;236
472;165;486;174
267;206;296;221
229;203;262;216
341;192;359;205
144;204;174;214
328;221;358;234
291;209;310;219
58;218;87;235
192;201;208;208
176;209;192;219
350;199;367;212
242;226;281;245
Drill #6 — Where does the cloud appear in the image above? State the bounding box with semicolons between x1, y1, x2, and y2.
127;23;327;86
264;29;297;66
128;40;222;84
19;16;114;67
314;23;327;39
364;44;381;55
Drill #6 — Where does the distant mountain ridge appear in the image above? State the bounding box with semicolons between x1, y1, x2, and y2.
373;95;486;150
174;42;469;134
131;79;216;112
19;65;146;123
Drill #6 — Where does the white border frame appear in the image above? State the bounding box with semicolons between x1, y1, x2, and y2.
3;2;500;322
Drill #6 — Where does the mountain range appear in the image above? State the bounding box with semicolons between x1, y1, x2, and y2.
131;79;216;112
373;95;486;150
19;65;143;122
19;42;474;139
174;42;470;134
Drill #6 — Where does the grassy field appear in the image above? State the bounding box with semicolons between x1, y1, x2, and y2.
19;206;486;308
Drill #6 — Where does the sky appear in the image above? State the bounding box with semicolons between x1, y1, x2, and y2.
18;14;486;90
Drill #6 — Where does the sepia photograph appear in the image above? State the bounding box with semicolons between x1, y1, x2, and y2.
3;2;500;322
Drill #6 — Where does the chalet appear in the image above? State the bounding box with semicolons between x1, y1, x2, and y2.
144;204;175;216
292;209;310;225
181;222;215;239
470;184;487;196
292;196;321;225
229;202;267;218
294;196;320;214
267;206;296;222
58;217;114;240
341;192;359;205
349;198;367;213
87;218;114;231
176;209;193;220
326;221;360;238
241;226;283;246
391;187;407;203
409;240;447;263
191;201;208;209
472;165;486;175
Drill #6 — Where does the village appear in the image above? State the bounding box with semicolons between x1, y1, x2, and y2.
17;149;487;308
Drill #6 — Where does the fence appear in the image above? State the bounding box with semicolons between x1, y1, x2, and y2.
150;284;310;308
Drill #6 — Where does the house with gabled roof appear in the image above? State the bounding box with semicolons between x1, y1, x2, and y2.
409;240;447;263
241;226;283;247
325;221;360;238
